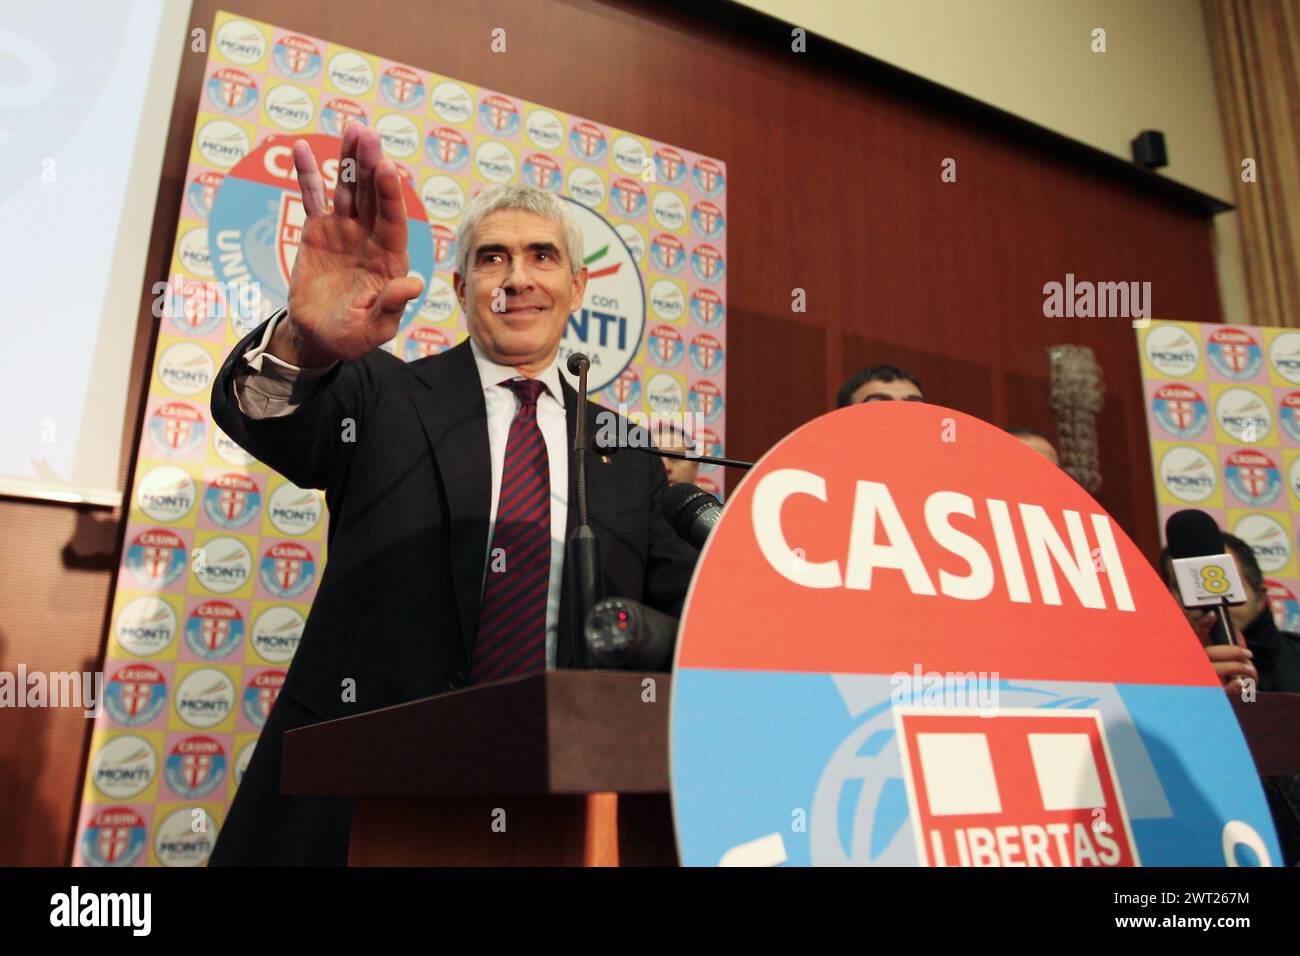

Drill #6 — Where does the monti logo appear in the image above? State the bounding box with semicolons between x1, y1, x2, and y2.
50;886;150;936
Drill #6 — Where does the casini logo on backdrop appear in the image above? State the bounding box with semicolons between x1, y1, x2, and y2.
1151;383;1208;439
1207;328;1263;380
207;134;433;321
559;198;646;393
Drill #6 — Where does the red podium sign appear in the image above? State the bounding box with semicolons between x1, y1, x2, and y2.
670;403;1279;867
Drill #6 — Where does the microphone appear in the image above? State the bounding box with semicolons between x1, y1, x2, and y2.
566;352;601;667
1165;509;1241;647
661;482;723;549
584;597;679;670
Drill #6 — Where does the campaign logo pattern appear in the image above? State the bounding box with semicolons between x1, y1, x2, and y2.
1138;319;1300;625
76;8;726;865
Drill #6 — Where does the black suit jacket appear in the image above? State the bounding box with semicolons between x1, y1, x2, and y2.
207;313;698;865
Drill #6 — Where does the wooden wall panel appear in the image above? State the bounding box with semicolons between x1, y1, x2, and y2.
0;0;1224;863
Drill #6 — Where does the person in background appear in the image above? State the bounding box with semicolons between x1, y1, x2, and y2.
656;424;700;486
835;364;924;407
1007;426;1061;467
1159;532;1300;694
1158;531;1300;865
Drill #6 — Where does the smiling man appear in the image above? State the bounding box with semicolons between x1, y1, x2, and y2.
207;126;698;865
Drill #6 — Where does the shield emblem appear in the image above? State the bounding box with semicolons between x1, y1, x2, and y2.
120;682;151;716
163;417;191;450
275;558;302;590
390;76;414;104
1222;344;1248;373
437;135;460;165
277;192;306;289
98;826;132;864
611;375;635;404
488;104;512;131
432;231;453;265
576;129;600;157
219;488;246;520
655;335;676;366
200;618;230;652
182;753;212;789
143;546;172;579
220;78;246;109
1167;400;1193;430
1241;467;1269;499
258;684;279;717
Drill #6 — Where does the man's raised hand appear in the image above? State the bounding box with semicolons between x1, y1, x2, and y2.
270;125;425;366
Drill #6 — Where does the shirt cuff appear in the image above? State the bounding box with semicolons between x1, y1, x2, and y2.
233;309;338;419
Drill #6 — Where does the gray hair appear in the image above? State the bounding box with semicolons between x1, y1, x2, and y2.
455;183;585;278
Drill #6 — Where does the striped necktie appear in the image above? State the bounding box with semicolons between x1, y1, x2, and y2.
470;377;551;683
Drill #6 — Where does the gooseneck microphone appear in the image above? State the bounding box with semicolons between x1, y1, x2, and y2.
661;482;723;549
599;441;755;471
1165;509;1237;647
566;352;601;667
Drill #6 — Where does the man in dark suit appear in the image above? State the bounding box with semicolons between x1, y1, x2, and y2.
207;125;698;865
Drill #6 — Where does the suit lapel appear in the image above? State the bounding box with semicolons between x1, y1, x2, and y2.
406;340;490;663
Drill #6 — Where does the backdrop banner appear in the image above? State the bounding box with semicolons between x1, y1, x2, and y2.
1138;319;1300;629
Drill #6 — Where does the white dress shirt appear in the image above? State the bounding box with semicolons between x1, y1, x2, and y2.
233;310;570;667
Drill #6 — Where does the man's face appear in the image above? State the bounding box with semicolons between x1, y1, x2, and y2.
657;432;699;486
1018;434;1060;467
454;209;587;370
849;378;924;404
1164;549;1266;636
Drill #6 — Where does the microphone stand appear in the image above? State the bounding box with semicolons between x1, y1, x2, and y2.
567;353;600;667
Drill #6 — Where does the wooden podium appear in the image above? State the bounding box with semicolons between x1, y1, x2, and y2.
280;670;678;866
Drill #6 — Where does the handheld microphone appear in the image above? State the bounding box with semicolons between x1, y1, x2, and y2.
584;597;679;670
661;482;723;549
1165;509;1242;647
566;352;601;667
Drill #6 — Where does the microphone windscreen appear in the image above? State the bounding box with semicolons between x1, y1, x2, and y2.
566;352;589;375
661;482;720;537
1165;509;1224;559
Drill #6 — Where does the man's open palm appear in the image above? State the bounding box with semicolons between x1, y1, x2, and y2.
284;124;424;364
